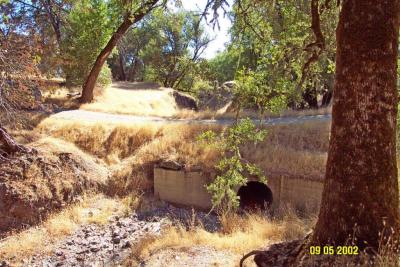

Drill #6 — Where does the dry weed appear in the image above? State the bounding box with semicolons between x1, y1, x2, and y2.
175;106;332;120
80;83;181;117
38;118;330;195
131;209;315;263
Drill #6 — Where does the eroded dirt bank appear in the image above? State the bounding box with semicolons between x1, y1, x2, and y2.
0;141;109;235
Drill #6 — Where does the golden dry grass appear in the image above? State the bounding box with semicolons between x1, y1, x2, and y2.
48;81;331;120
37;118;224;194
37;117;330;194
175;106;332;120
80;83;184;117
41;86;81;110
242;121;330;180
0;194;134;266
131;209;316;263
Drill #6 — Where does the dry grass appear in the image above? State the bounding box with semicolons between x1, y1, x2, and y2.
0;194;134;266
41;86;81;110
37;118;222;167
37;117;330;194
175;106;332;120
131;209;316;263
80;83;183;117
242;121;330;180
38;119;223;194
57;81;332;120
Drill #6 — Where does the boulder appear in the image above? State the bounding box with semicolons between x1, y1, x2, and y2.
171;91;198;111
197;82;235;111
159;160;183;170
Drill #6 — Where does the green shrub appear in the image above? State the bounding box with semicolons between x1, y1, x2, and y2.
198;118;267;213
98;65;113;87
62;0;114;87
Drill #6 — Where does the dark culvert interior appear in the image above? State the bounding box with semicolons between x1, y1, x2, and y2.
237;181;273;211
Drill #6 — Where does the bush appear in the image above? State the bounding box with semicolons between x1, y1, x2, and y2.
62;0;114;87
198;118;267;212
98;65;113;87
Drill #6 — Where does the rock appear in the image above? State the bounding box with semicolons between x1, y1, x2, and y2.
0;260;10;267
76;249;88;255
121;231;128;239
159;160;183;170
171;90;198;111
55;250;64;256
55;261;64;267
123;240;132;249
112;237;121;244
112;230;120;237
197;82;234;110
90;247;100;253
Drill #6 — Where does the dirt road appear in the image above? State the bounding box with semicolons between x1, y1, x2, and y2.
52;109;331;126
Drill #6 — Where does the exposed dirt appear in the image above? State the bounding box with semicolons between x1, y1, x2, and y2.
0;141;109;235
140;246;240;267
51;109;331;126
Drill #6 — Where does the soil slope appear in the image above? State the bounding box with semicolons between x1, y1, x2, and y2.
0;139;109;235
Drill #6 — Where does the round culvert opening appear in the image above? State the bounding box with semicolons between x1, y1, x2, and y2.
237;181;273;211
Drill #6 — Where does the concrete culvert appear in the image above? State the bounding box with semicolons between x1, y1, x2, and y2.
237;181;273;211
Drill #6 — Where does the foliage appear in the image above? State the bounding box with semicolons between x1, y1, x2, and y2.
97;65;113;87
108;18;155;81
109;8;211;91
0;4;43;122
198;119;267;212
207;49;239;84
62;0;116;87
233;70;287;117
229;0;338;109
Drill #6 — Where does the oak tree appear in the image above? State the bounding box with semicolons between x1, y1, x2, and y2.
311;0;400;250
80;0;163;103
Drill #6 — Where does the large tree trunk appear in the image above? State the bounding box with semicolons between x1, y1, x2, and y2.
80;0;160;103
312;0;400;250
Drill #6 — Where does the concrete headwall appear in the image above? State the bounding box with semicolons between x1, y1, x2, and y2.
154;168;213;209
154;168;324;212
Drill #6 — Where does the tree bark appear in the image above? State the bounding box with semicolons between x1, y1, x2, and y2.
80;0;160;103
118;51;126;81
312;0;400;250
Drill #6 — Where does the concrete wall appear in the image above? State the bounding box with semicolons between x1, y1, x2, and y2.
154;168;212;209
279;177;324;212
154;168;324;212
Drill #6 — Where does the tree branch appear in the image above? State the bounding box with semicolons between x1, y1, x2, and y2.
296;0;327;94
0;126;31;159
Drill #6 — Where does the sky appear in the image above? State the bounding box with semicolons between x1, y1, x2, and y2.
181;0;232;59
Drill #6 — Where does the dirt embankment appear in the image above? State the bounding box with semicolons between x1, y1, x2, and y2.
0;140;109;236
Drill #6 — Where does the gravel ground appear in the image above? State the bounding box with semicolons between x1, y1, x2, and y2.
22;204;220;267
25;215;164;267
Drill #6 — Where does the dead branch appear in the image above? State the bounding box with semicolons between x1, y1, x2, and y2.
0;126;31;159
